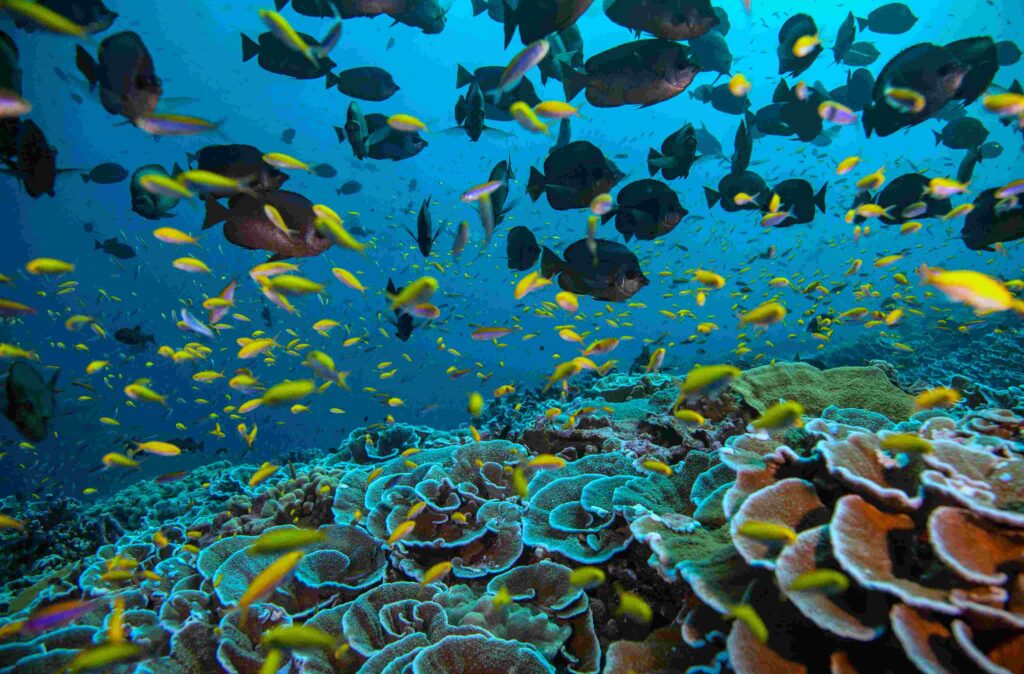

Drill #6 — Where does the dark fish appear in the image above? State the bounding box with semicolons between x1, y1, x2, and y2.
386;36;396;50
203;190;333;261
506;225;540;270
337;180;362;195
4;363;58;443
76;31;161;120
856;3;917;35
833;12;855;64
978;141;1003;160
9;120;59;198
648;122;700;180
83;222;95;232
605;179;687;242
335;101;369;160
456;64;541;121
454;79;489;141
361;113;428;162
961;189;1024;251
114;325;155;347
776;81;825;142
563;39;700;108
80;162;127;184
405;197;443;257
186;144;288;194
829;68;875;111
750;103;791;137
130;164;179;220
240;31;334;79
261;304;273;327
996;40;1022;66
956;148;980;184
856;173;951;225
326;67;400;101
537;25;583;84
777;14;822;77
694;123;722;157
604;0;718;41
501;0;594;46
704;171;768;213
95;237;136;259
527;140;624;210
944;37;999;106
841;41;881;67
386;278;416;341
14;0;117;34
760;179;827;226
933;116;988;150
731;118;753;174
690;83;750;115
0;31;20;160
323;0;446;34
540;238;649;302
488;158;515;226
312;163;336;178
281;128;296;144
688;30;731;78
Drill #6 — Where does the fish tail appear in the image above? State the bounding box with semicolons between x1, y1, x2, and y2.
704;186;721;209
526;166;545;202
646;148;662;177
540;246;564;280
815;182;828;213
561;66;587;103
855;16;869;31
241;34;259;63
455;64;474;89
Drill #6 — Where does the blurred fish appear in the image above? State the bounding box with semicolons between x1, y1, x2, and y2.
541;238;649;302
961;189;1024;251
832;12;855;64
241;31;334;79
281;128;296;144
841;41;881;67
335;101;369;160
405;197;443;258
80;162;127;184
326;67;399;101
3;362;58;442
603;0;718;41
337;180;362;195
501;0;593;46
537;25;583;84
527;141;623;210
604;179;687;242
563;39;700;108
114;325;154;346
204;191;332;261
12;0;117;34
456;64;541;121
506;225;539;270
996;40;1022;66
360;113;427;161
95;237;136;259
688;30;731;78
385;278;416;341
856;3;917;35
76;31;161;120
777;14;822;77
130;164;180;220
5;120;67;198
933;116;988;150
186;144;288;195
311;163;336;178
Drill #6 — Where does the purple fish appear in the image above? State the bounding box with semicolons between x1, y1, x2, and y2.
180;309;214;338
497;39;549;94
23;600;97;635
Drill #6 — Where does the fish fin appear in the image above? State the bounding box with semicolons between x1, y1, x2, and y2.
540;246;565;279
171;162;184;177
241;34;259;63
74;46;98;90
501;0;518;48
325;71;339;89
333;125;346;144
80;173;90;183
855;16;868;31
402;224;419;245
506;156;515;181
480;126;513;138
94;240;102;250
275;0;290;9
647;148;665;177
600;209;617;225
185;151;196;165
469;0;488;15
526;166;545;202
365;127;390;148
456;64;474;89
704;186;721;209
432;222;445;244
202;197;229;230
561;67;587;103
772;79;791;103
933;130;942;146
815;183;828;213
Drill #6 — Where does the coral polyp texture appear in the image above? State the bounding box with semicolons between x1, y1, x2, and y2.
0;366;1022;673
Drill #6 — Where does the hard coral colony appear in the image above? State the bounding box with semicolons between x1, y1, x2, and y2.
0;0;1023;674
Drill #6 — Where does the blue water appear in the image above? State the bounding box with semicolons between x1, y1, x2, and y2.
1;0;1022;498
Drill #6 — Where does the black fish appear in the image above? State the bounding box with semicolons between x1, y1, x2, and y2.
833;12;855;64
501;0;594;46
777;14;822;76
688;30;731;78
648;123;700;180
751;103;791;137
962;189;1024;251
81;162;127;184
978;141;1003;160
527;141;623;210
76;31;161;120
454;79;490;141
115;325;155;346
996;40;1022;66
761;179;827;226
337;180;362;195
3;363;58;443
95;237;136;259
841;41;881;67
335;101;369;160
488;158;515;227
704;171;768;213
241;31;334;79
130;164;179;220
405;197;443;257
604;0;718;41
326;67;399;101
8;120;60;198
856;3;917;35
933;116;988;150
186;144;288;194
204;190;332;261
506;225;540;270
605;179;687;242
956;148;980;184
694;123;722;157
857;173;951;225
0;31;20;160
386;36;396;50
12;0;116;34
690;83;750;115
731;118;753;174
563;39;700;108
386;278;416;341
456;64;541;121
776;81;826;142
540;238;649;302
312;163;336;178
830;68;875;111
83;222;95;232
361;113;427;162
537;25;583;84
281;128;296;144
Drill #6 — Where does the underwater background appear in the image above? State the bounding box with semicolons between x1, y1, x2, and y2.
0;0;1023;672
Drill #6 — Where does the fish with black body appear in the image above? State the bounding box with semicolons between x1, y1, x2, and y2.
334;0;447;34
750;103;792;137
3;363;58;443
130;164;179;220
95;237;136;259
694;122;722;157
326;67;399;101
603;179;687;242
527;140;623;210
115;325;155;347
760;179;827;226
337;180;361;195
405;197;443;257
775;80;826;142
453;79;489;141
540;238;649;302
281;128;296;144
241;31;335;80
76;31;161;120
862;37;997;138
312;163;336;178
977;141;1003;160
841;41;881;67
961;189;1024;251
507;225;540;270
648;123;700;180
933;116;988;150
690;82;750;115
828;68;874;111
81;162;128;184
5;120;61;198
956;148;980;185
996;40;1022;66
501;0;594;46
186;144;288;196
487;158;515;226
0;31;22;159
13;0;117;33
385;278;416;341
336;101;369;160
730;118;753;175
360;113;428;161
456;64;541;121
777;14;822;77
704;170;768;213
833;12;855;64
563;39;700;108
688;30;730;79
203;190;333;261
856;3;917;35
537;25;583;84
851;173;951;225
603;0;718;41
